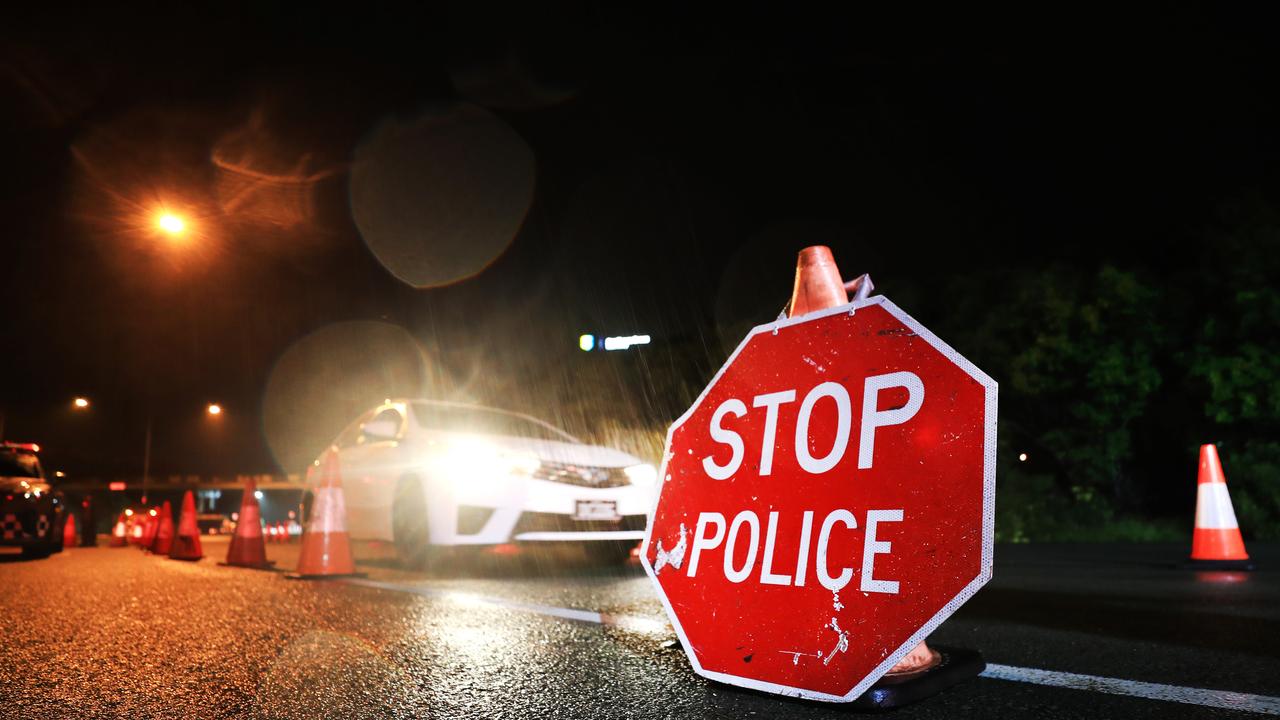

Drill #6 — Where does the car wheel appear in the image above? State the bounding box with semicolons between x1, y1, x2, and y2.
22;544;51;560
50;513;64;553
393;477;434;570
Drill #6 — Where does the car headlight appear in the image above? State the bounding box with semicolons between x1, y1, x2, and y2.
623;463;658;488
434;437;541;484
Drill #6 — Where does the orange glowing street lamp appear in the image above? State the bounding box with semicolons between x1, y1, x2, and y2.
72;396;90;410
206;403;222;416
157;212;186;236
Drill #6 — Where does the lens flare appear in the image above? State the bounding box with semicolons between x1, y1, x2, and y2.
262;321;437;472
349;103;534;288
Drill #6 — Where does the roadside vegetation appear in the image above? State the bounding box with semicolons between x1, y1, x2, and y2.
548;203;1280;544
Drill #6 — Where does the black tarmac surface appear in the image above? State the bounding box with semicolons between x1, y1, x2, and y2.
1;539;1276;719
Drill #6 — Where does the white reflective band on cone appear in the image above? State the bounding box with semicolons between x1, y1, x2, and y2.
1195;483;1240;529
309;487;347;533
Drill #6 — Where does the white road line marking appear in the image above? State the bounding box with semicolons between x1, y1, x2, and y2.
982;664;1280;716
343;578;1280;714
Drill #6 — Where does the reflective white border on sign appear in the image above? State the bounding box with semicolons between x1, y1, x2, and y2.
639;294;999;703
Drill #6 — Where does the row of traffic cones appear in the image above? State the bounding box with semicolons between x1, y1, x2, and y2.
222;451;358;577
108;450;358;577
124;493;205;560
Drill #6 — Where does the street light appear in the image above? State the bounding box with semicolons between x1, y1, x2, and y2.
73;397;90;409
207;403;222;416
157;212;186;236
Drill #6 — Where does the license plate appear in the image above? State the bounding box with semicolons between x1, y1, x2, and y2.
573;500;620;522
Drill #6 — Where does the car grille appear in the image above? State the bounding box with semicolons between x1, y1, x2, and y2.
513;511;647;535
532;460;631;488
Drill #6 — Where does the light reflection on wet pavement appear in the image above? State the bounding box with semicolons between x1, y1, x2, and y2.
0;539;1276;719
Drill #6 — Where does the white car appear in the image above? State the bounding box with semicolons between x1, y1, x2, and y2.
306;399;657;567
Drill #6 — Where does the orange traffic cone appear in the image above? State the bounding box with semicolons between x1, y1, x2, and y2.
787;246;849;317
1188;444;1254;570
287;450;361;579
222;478;274;569
169;490;204;561
277;522;288;543
63;513;78;548
141;509;160;550
110;513;128;547
151;501;175;556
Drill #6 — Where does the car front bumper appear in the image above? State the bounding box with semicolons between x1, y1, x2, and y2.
0;505;56;547
444;476;652;545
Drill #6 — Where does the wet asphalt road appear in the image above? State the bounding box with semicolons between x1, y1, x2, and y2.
1;539;1276;719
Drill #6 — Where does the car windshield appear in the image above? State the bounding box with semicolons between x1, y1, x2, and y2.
411;404;577;443
0;451;42;478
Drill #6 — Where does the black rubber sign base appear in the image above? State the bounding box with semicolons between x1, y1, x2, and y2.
850;645;986;712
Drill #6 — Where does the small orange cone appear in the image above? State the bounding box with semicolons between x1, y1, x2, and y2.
169;490;204;561
788;246;849;317
151;501;175;556
63;513;78;548
222;478;274;569
287;450;361;579
110;513;128;547
1188;444;1254;570
140;509;159;550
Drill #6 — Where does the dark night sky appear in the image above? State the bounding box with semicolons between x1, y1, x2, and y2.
2;5;1278;478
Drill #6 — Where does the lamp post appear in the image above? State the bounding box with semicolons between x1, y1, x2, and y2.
140;415;152;506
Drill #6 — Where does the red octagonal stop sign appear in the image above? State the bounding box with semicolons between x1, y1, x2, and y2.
642;296;996;702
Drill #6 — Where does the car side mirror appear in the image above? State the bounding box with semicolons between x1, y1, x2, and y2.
360;419;398;442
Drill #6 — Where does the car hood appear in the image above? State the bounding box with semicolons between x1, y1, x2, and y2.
436;433;644;468
0;476;51;495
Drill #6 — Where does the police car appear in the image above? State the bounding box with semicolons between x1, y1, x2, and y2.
0;442;64;559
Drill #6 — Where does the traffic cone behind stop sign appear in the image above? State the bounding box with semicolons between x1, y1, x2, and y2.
169;490;204;561
287;450;361;579
1188;444;1253;570
788;246;849;317
222;478;273;569
151;501;175;556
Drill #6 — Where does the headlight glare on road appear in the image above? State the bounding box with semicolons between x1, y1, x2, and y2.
624;463;658;488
